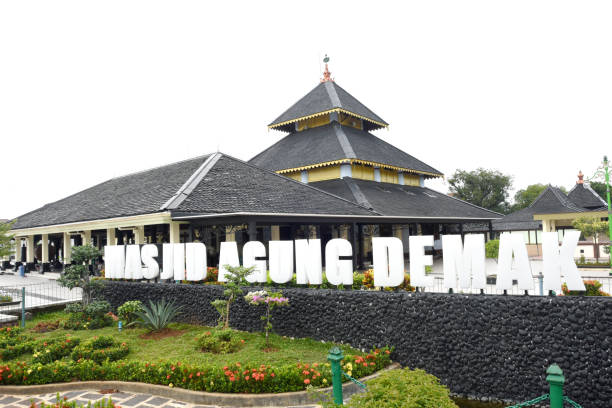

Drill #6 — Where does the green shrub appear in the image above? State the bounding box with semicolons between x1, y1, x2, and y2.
64;301;114;330
352;272;364;289
32;336;80;364
562;280;610;296
0;294;13;302
485;239;499;259
130;299;182;332
117;300;144;324
347;367;458;408
196;330;245;354
71;336;129;364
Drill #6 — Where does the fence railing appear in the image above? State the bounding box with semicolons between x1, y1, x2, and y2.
0;281;82;324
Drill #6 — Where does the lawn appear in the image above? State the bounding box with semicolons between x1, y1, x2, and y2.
21;310;357;367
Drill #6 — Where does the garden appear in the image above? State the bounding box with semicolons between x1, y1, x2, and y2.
0;245;467;408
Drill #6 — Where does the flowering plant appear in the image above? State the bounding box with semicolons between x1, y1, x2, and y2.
244;290;289;348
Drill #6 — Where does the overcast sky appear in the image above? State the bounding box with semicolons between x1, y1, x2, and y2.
1;1;610;219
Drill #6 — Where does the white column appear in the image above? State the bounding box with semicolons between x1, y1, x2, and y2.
134;226;145;244
41;234;49;263
106;228;116;246
80;230;91;246
398;172;405;185
393;225;402;239
225;226;235;242
63;232;72;264
309;225;317;239
374;167;381;182
14;237;22;262
300;171;308;184
271;225;280;240
340;225;349;240
26;235;35;263
169;221;181;243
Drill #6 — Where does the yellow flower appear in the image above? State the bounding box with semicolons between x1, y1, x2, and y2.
169;383;174;388
347;371;352;376
27;369;32;374
322;378;328;384
45;349;50;353
38;366;42;371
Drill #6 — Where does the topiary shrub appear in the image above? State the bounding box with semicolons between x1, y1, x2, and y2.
346;367;458;408
196;330;245;354
71;336;129;364
32;336;80;364
117;300;144;325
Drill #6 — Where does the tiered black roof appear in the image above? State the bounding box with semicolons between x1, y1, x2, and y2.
310;178;501;221
269;81;388;132
493;184;606;231
250;122;442;176
12;154;376;229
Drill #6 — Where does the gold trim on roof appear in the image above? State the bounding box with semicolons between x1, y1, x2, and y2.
268;108;388;130
276;159;443;178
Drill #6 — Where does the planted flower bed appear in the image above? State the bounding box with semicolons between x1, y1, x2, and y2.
0;314;392;393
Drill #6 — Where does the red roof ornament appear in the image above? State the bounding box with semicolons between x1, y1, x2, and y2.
577;170;584;184
320;54;333;83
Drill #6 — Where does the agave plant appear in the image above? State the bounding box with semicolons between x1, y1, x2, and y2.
130;299;182;332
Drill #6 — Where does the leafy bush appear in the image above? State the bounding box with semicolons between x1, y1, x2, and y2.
58;244;104;304
130;299;182;332
244;290;289;347
64;300;113;330
212;265;254;329
363;269;374;288
0;327;35;360
31;336;80;364
196;330;245;354
346;367;458;408
485;239;499;259
352;272;364;289
117;300;144;324
562;280;610;296
0;294;13;302
71;336;129;364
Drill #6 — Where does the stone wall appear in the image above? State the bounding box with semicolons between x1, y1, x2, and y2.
101;281;612;407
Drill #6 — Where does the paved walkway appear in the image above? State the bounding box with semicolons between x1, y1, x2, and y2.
0;390;321;408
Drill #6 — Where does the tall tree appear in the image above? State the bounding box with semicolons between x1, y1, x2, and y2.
589;181;608;201
0;220;15;259
572;217;609;263
447;168;513;214
512;184;567;211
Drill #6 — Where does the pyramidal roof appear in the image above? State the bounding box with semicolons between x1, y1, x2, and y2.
268;81;388;132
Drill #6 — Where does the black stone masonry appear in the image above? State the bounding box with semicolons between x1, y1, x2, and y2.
101;281;612;407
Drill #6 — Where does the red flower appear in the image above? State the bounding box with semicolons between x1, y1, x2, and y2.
304;379;310;384
245;376;250;380
166;375;171;379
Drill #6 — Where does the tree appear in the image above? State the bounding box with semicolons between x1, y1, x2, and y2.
58;244;103;304
590;182;608;202
0;220;15;259
211;265;254;329
447;168;513;214
572;217;609;263
512;184;567;211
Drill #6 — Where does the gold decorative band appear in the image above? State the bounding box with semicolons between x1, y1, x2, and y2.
268;108;388;130
276;159;443;178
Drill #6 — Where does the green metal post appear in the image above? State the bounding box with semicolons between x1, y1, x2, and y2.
603;156;612;275
546;364;565;408
327;347;344;405
21;287;26;328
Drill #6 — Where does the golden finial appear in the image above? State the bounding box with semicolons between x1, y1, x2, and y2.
320;54;333;83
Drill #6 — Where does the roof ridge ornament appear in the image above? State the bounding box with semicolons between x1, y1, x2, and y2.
577;170;584;184
320;54;333;83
